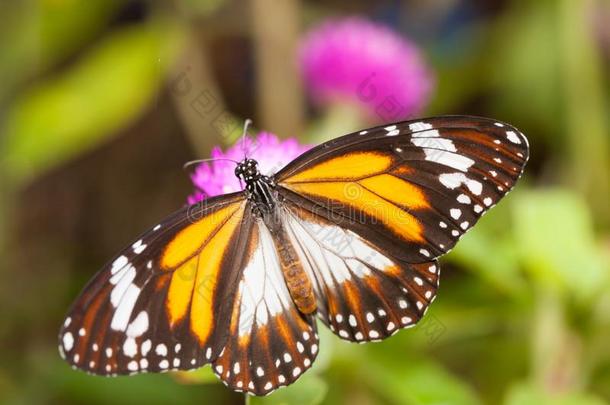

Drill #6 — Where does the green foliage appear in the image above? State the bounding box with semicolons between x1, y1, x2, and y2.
365;356;481;405
513;190;608;303
1;20;185;184
0;1;122;103
250;374;328;405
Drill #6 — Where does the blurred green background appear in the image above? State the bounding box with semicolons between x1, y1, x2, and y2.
1;1;609;404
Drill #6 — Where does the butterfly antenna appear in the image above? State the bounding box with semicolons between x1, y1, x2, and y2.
242;118;253;159
183;157;240;169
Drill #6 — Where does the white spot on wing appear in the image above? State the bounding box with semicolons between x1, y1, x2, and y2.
111;256;128;274
411;130;475;171
457;194;471;204
126;311;149;338
123;338;137;357
506;130;521;144
63;332;74;351
439;173;483;195
141;340;151;356
409;122;433;132
132;240;147;254
110;283;140;331
155;343;168;357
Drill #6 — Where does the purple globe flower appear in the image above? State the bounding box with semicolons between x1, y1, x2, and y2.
188;132;311;204
299;17;434;121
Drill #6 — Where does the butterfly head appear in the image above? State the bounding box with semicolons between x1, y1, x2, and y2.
235;158;261;183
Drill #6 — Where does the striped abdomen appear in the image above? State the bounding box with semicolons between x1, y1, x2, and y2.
272;226;317;314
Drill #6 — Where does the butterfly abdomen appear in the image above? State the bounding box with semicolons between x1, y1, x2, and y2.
273;227;317;314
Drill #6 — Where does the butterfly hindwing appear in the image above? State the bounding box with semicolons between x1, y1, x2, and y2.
58;193;253;375
211;220;319;395
282;203;439;342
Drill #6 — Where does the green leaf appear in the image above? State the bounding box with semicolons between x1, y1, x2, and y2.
250;373;328;405
364;351;481;405
1;20;184;184
0;1;122;103
512;189;607;302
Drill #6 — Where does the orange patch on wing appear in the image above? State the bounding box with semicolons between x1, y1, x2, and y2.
238;334;250;347
274;313;294;347
362;275;383;297
166;256;198;326
342;281;363;319
282;152;393;183
359;174;429;210
327;291;340;318
257;324;270;348
161;202;242;270
392;166;414;175
155;273;171;291
77;285;108;360
384;264;403;278
285;181;425;243
189;205;244;345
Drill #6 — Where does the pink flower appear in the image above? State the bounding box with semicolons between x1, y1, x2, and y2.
299;17;434;121
188;132;311;204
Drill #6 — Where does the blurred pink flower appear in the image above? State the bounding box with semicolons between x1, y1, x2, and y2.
188;132;311;203
299;17;434;121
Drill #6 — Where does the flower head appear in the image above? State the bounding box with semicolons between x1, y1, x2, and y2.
299;17;434;120
188;132;311;204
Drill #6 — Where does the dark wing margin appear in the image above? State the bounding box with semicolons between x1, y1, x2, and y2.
58;193;254;376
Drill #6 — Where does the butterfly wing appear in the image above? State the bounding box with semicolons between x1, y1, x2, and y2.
275;115;528;340
211;219;319;395
281;202;439;342
58;193;254;375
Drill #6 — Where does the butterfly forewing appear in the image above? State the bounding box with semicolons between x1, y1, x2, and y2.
58;193;253;375
276;116;529;263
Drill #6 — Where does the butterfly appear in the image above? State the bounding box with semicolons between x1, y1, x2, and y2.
59;115;529;395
